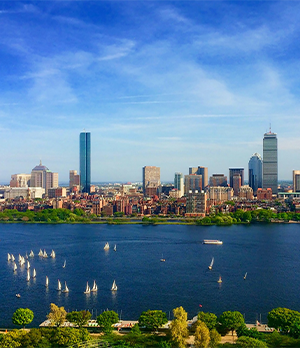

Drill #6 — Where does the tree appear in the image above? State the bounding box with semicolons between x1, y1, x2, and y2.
12;308;34;329
97;310;119;334
169;306;189;348
209;329;221;348
267;307;300;333
197;312;218;330
47;303;67;327
218;311;244;337
236;336;267;347
194;321;210;348
138;310;168;332
66;310;91;328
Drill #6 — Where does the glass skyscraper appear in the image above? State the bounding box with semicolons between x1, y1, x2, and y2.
263;131;278;194
248;153;262;195
80;131;91;193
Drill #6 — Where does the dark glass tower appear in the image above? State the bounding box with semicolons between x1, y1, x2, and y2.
248;153;262;195
80;131;91;193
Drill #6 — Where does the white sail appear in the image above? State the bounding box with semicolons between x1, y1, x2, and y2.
38;249;43;256
25;252;28;259
57;279;62;291
50;250;55;258
27;261;30;269
62;281;69;293
13;263;17;272
62;260;66;268
20;257;25;266
104;242;110;250
111;280;117;291
29;250;34;257
18;254;22;263
114;244;117;251
91;280;98;292
8;253;11;261
11;254;15;262
32;268;36;278
244;272;247;280
208;257;214;270
84;282;91;294
45;276;49;287
43;249;48;258
27;269;30;281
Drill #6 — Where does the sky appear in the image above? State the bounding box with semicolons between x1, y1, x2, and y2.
1;0;300;183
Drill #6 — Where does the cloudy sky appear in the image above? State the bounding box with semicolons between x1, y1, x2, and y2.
0;1;299;183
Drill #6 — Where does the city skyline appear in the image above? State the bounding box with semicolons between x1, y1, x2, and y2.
1;1;300;182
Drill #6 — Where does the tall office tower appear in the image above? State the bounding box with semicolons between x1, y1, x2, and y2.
232;174;241;196
10;174;31;188
293;170;300;192
30;161;58;195
248;153;263;195
229;168;244;188
209;174;228;187
69;170;80;190
174;172;184;198
184;174;202;195
189;166;208;188
142;166;160;195
80;131;91;194
263;131;278;194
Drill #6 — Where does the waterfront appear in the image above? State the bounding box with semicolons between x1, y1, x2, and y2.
1;223;300;327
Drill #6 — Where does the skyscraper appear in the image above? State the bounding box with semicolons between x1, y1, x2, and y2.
80;131;91;194
293;170;300;192
30;161;58;195
189;166;208;189
248;153;263;195
142;166;160;196
229;168;244;188
263;131;278;194
174;172;184;198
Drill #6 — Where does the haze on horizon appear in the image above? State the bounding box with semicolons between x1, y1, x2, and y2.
1;1;300;183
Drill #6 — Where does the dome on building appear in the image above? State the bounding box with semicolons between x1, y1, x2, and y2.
32;160;49;171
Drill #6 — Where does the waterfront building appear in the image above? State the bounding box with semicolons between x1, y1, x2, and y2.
209;174;228;187
142;166;160;196
80;131;91;194
293;170;300;192
263;131;278;194
30;161;58;195
185;190;206;217
10;174;31;188
189;166;208;188
184;174;202;195
248;153;263;195
229;168;244;188
174;172;184;198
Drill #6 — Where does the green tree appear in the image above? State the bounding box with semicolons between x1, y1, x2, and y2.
97;310;119;334
47;303;67;327
290;320;300;338
138;310;168;332
0;330;24;348
267;307;300;333
169;306;189;348
194;321;210;348
66;310;91;328
218;311;244;337
12;308;34;329
209;328;221;348
197;312;218;330
236;336;267;347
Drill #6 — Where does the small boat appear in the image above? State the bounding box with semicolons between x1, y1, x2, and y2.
27;269;30;281
43;250;48;258
11;254;15;262
16;294;21;298
104;242;110;250
84;282;91;294
91;280;98;292
160;254;166;262
45;276;49;287
20;257;25;266
62;260;66;268
62;281;69;293
111;280;117;291
203;240;223;245
114;244;117;252
244;272;247;280
25;252;28;259
208;257;214;270
29;250;34;257
7;253;11;261
26;261;30;269
217;275;222;283
13;263;17;272
18;254;22;263
38;249;43;256
57;279;62;291
32;268;36;278
50;250;55;258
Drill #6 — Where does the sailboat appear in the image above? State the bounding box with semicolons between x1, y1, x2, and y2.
29;250;34;257
62;260;66;268
18;254;22;262
20;257;25;266
43;250;48;258
91;280;98;292
244;272;247;280
160;254;166;262
217;275;222;283
62;281;69;293
57;279;62;291
208;257;214;270
25;252;28;259
38;249;43;256
84;282;91;294
7;253;11;261
26;261;30;269
27;269;30;281
50;250;55;258
32;268;36;278
13;263;17;272
11;254;15;262
111;280;117;291
45;276;49;287
104;242;110;250
114;244;117;252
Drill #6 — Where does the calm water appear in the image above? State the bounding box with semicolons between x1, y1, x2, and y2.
0;223;300;327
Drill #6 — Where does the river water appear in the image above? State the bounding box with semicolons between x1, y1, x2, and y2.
0;223;299;327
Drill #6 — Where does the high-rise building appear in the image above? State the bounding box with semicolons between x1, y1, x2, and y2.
10;174;31;188
209;174;228;187
293;170;300;192
30;161;58;195
184;174;202;195
80;131;91;194
229;168;244;188
174;172;184;198
232;174;241;196
248;153;263;195
142;166;160;195
263;131;278;194
185;190;206;217
69;170;80;190
189;166;208;189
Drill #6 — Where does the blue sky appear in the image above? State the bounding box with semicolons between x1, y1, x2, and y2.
1;1;300;183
